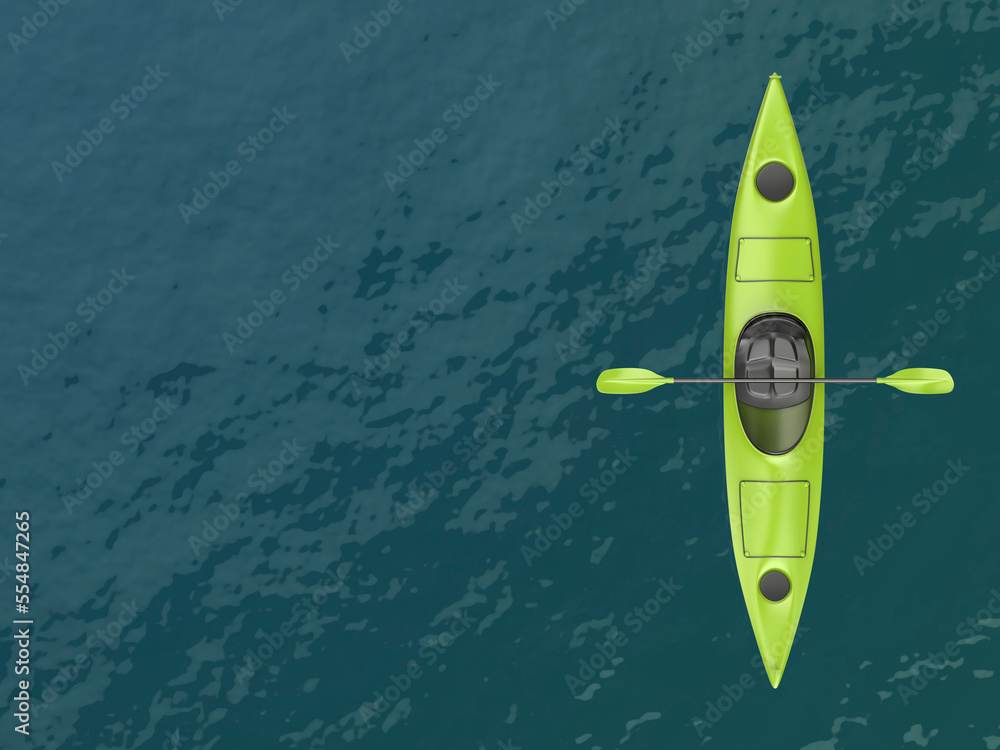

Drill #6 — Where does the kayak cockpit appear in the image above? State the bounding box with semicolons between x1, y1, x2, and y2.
735;314;815;455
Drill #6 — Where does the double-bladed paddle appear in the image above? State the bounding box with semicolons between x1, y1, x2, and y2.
596;367;954;395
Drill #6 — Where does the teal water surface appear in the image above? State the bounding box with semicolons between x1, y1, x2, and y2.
0;1;998;749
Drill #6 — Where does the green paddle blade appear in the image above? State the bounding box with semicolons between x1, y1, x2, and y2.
596;368;673;394
877;368;954;394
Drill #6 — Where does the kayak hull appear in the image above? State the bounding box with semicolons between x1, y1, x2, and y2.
724;74;825;688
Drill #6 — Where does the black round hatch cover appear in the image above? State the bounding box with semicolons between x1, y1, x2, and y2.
756;162;794;201
759;570;791;602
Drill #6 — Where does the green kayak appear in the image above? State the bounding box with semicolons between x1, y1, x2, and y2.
593;73;953;690
723;73;824;688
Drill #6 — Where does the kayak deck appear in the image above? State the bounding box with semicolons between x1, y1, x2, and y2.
723;74;825;688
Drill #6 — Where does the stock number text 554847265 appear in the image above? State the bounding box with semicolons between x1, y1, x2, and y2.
15;512;30;616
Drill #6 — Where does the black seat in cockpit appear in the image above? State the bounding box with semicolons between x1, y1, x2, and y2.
734;314;815;454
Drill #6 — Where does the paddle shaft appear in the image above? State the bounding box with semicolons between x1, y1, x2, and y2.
673;378;876;384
